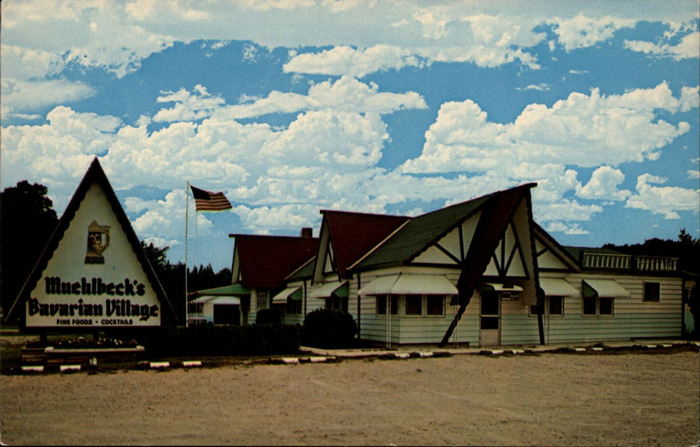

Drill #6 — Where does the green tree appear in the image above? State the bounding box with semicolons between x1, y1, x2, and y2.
1;181;59;314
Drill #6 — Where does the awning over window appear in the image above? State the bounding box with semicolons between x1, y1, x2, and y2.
191;295;241;305
583;279;630;298
194;283;250;296
272;286;302;304
310;280;348;299
358;274;458;296
478;283;524;293
539;278;578;296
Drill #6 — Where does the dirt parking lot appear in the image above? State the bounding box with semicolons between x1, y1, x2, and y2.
1;347;698;446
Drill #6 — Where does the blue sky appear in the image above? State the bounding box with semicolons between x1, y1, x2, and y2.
2;0;699;271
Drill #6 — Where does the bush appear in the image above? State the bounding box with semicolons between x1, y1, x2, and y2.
256;308;282;326
302;309;357;348
140;324;299;357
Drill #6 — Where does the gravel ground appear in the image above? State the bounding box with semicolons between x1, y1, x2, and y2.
1;346;698;446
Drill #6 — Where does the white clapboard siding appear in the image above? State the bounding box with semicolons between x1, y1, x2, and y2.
533;274;683;344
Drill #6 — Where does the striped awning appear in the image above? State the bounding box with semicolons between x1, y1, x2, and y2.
539;278;578;296
272;286;302;304
583;279;630;298
358;274;457;296
309;281;348;299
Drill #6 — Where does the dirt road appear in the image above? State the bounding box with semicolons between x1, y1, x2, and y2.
1;351;698;445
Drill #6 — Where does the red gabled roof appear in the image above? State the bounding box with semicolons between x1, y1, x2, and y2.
321;210;410;278
231;234;319;289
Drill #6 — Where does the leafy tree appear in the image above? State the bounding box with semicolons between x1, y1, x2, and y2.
140;242;232;324
1;181;59;314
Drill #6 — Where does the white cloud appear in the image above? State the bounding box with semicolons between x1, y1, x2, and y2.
0;44;65;80
626;174;700;219
549;14;635;51
688;170;700;179
130;189;213;243
400;83;693;175
680;86;700;112
576;166;631;201
284;44;540;77
545;221;590;235
535;199;603;222
625;31;700;60
153;85;226;122
3;1;697;84
1;79;96;118
216;76;427;119
516;83;550;91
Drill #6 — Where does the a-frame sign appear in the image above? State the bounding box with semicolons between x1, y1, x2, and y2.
5;158;176;329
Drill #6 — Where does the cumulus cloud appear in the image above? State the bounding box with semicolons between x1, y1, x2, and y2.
1;79;96;119
626;174;700;219
576;166;631;201
130;189;213;244
284;44;540;77
400;83;693;175
545;221;590;235
549;14;635;51
216;76;427;119
625;31;700;60
153;85;226;122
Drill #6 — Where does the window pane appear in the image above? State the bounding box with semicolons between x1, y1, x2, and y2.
549;296;563;316
480;316;499;330
481;291;499;315
600;297;613;315
529;305;540;315
644;282;660;302
390;295;398;315
427;295;444;315
376;295;386;315
405;294;422;315
583;297;596;315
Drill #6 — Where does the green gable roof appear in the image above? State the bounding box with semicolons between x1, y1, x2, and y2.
352;192;494;272
193;283;250;296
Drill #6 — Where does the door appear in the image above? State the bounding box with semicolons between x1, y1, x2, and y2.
480;290;500;346
213;304;240;325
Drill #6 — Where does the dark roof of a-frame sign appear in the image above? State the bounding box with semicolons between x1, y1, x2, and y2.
5;158;177;323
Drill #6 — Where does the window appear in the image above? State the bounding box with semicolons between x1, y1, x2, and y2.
481;291;499;315
286;299;301;315
256;291;268;310
480;317;499;330
405;294;422;315
427;295;444;315
584;296;614;316
548;296;564;316
644;282;660;302
599;297;614;315
376;295;386;314
376;295;399;315
188;302;204;313
327;295;348;312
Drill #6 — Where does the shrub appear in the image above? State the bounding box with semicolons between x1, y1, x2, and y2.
256;308;282;326
302;309;357;348
140;324;299;357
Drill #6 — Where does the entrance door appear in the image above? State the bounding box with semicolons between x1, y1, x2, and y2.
213;304;240;325
480;291;500;346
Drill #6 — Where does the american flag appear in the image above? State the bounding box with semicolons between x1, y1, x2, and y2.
190;185;232;211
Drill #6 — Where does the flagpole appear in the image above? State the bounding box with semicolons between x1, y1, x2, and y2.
184;181;190;328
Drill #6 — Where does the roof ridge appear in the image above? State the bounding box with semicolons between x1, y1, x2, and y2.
320;209;411;219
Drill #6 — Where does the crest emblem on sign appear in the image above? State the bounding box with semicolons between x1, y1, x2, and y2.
85;220;110;264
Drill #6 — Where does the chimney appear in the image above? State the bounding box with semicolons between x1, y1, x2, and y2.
300;227;313;238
